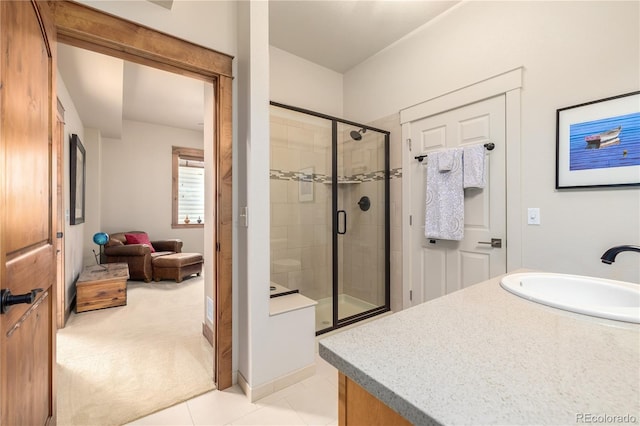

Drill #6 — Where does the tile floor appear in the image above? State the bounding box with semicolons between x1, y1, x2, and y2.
128;354;338;426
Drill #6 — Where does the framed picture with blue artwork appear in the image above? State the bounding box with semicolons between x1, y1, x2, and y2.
556;91;640;189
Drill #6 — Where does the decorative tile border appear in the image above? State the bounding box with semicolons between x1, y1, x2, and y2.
390;168;402;179
270;167;402;183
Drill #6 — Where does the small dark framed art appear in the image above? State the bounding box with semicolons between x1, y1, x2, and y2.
70;133;86;225
556;91;640;189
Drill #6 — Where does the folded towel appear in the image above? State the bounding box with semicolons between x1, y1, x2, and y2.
463;144;486;188
438;149;455;171
425;148;464;241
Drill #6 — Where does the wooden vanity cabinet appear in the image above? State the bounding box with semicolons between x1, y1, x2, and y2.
339;372;411;426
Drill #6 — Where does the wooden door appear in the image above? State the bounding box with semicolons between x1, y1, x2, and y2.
408;95;506;304
0;1;57;424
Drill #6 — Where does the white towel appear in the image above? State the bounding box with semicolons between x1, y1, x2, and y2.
425;148;464;241
463;144;486;189
438;149;455;171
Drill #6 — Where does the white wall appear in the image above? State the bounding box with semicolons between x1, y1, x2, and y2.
77;0;236;57
237;0;272;388
344;1;640;283
269;46;343;117
100;120;205;253
57;70;86;310
83;128;102;268
238;1;316;391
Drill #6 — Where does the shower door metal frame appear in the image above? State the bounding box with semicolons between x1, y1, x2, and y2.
270;101;390;336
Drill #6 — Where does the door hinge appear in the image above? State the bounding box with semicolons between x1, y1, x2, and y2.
409;290;413;301
409;215;412;226
216;242;220;252
407;138;412;151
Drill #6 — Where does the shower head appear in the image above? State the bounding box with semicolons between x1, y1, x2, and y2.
350;128;366;141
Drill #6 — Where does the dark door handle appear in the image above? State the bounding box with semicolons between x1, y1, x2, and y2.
1;288;43;314
337;210;347;235
478;238;502;248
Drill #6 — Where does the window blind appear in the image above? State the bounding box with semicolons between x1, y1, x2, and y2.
178;160;204;224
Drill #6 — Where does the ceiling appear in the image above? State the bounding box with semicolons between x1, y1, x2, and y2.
56;1;459;138
270;1;459;74
57;44;206;139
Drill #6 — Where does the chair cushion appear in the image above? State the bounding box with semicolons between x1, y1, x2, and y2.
152;253;203;268
150;251;174;259
125;232;155;253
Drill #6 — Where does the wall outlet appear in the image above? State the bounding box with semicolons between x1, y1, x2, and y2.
527;208;540;225
206;296;214;323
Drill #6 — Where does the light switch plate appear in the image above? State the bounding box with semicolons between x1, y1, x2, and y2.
239;206;248;228
528;208;540;225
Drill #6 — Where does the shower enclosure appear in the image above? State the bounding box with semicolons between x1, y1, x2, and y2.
269;102;390;334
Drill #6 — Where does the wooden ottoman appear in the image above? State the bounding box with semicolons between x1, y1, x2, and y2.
152;253;203;283
76;263;129;313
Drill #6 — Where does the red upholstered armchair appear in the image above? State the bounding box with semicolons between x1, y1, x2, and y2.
104;231;183;282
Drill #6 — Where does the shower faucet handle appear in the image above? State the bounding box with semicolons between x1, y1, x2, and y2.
357;196;371;211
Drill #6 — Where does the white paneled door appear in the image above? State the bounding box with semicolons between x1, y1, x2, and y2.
407;95;506;304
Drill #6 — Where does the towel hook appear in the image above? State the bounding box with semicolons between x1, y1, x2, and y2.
414;142;495;162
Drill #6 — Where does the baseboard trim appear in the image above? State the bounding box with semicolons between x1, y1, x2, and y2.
237;363;316;402
64;294;76;326
202;322;213;347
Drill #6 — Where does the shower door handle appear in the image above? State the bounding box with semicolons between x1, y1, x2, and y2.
337;210;347;235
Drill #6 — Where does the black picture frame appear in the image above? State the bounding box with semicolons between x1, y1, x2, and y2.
556;91;640;189
70;133;86;225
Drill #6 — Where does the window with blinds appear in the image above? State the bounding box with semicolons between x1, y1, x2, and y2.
172;147;205;228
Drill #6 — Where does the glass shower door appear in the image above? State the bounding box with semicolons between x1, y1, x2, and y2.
269;104;334;333
335;123;389;324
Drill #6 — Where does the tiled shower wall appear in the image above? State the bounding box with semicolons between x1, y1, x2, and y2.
339;133;387;307
367;113;402;313
270;112;333;301
270;108;403;312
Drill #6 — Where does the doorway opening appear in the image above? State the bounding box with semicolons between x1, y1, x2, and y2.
50;0;233;391
55;43;213;423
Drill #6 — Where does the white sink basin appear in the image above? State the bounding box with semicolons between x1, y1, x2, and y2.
500;272;640;323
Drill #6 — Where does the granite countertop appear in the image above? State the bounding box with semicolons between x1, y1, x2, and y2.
319;273;640;425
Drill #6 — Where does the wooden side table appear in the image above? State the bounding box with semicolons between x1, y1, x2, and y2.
76;263;129;313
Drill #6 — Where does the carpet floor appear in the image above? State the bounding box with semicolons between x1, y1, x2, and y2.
57;275;214;426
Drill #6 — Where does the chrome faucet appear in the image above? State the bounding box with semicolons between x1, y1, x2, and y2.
601;245;640;264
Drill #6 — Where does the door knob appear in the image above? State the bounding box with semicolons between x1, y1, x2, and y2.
1;288;43;314
478;238;502;248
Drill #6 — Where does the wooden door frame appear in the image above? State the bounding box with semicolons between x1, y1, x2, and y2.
400;67;523;310
56;98;66;329
48;0;233;390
